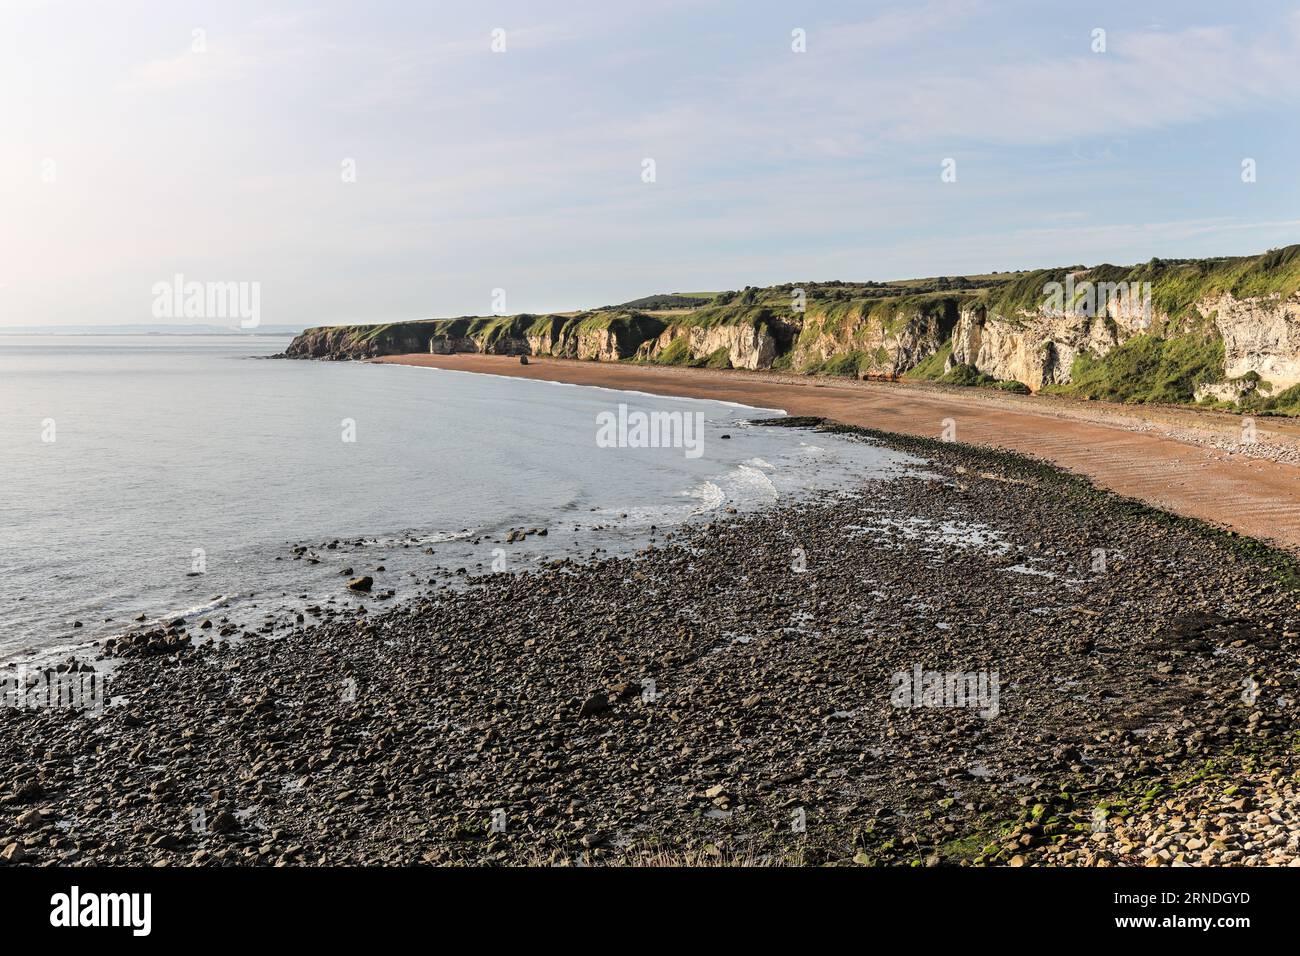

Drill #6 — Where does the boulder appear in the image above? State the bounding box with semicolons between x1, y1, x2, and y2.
578;693;611;718
0;842;26;864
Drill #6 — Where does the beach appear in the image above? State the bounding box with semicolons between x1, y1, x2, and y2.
375;354;1300;552
5;336;897;668
4;402;1299;866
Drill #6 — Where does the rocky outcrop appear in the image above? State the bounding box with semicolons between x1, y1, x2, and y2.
283;326;380;360
636;322;780;369
790;297;961;377
529;326;625;362
1194;376;1262;404
1203;292;1300;390
427;335;483;354
949;305;1123;389
949;287;1300;392
284;321;470;360
284;312;664;363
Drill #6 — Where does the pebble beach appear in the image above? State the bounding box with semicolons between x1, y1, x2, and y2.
3;420;1298;867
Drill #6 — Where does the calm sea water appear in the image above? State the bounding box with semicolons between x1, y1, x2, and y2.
0;335;917;665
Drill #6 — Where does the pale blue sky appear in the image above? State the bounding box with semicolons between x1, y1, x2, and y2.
2;0;1298;327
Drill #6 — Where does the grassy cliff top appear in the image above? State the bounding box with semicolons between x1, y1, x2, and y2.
301;244;1299;338
300;309;660;341
985;245;1300;319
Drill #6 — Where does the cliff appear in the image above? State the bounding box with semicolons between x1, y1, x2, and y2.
633;305;796;369
285;311;667;362
788;293;964;378
282;244;1300;412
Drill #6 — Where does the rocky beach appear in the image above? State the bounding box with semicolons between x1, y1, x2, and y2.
4;419;1299;867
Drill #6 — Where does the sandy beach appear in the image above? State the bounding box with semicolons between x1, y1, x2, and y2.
375;354;1300;552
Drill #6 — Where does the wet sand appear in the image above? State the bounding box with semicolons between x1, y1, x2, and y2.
374;354;1300;551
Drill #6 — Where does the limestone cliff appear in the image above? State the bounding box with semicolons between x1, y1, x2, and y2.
635;319;782;369
1203;292;1300;390
281;244;1300;410
949;304;1124;388
285;312;665;363
789;295;962;378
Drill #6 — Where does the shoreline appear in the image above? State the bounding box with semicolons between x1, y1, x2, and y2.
1;383;889;669
374;353;1300;552
3;419;1299;866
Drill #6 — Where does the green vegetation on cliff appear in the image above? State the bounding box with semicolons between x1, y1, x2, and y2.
286;244;1300;414
801;350;871;377
1243;383;1300;417
904;342;953;381
1091;246;1300;321
938;363;1033;394
1042;332;1225;405
985;247;1300;325
789;292;966;348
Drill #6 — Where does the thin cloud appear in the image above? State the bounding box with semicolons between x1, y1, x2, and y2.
820;0;985;53
743;14;1300;149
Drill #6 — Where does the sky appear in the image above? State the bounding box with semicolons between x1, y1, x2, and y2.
2;0;1298;327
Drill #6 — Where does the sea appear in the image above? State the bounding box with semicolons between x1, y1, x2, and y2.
0;334;919;667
